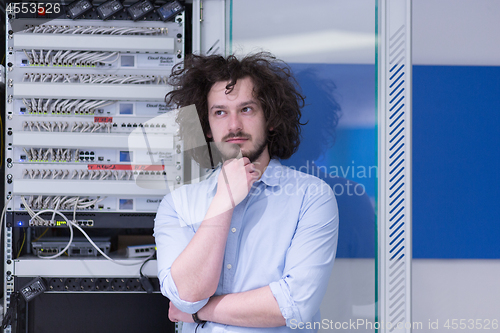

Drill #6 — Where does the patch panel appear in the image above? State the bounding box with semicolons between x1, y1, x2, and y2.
14;99;173;116
16;195;166;215
20;120;177;133
20;72;167;84
13;145;179;164
20;168;168;180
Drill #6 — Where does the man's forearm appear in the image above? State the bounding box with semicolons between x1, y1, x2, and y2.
197;286;286;327
170;194;234;302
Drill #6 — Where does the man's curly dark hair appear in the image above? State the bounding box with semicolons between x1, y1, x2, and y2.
165;52;305;168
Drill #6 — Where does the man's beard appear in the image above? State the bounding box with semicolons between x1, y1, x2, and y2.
217;131;268;163
242;137;267;162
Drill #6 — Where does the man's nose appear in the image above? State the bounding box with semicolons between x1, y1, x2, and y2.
228;113;243;133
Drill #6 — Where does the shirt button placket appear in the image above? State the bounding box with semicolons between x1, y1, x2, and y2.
223;199;245;294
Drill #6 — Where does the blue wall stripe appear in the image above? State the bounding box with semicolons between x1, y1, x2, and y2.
413;65;500;258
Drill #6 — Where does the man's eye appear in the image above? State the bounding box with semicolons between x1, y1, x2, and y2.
215;110;224;116
242;107;252;113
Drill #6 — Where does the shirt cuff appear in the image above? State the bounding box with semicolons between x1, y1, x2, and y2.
269;279;302;326
161;270;210;314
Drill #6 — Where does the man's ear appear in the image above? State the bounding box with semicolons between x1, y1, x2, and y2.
269;126;274;131
206;130;212;139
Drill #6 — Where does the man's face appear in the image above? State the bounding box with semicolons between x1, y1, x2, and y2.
207;76;269;163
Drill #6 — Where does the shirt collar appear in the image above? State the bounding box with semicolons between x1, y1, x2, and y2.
206;158;283;194
258;159;282;187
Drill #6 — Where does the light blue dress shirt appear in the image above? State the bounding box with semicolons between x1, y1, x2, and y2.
154;159;339;333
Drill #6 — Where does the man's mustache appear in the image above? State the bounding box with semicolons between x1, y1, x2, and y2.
222;132;251;141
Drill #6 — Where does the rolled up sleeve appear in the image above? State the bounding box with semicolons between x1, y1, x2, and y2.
270;183;339;326
154;192;210;314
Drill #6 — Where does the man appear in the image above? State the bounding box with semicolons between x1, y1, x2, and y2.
154;52;339;332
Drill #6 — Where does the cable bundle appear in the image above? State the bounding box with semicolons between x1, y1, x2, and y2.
23;25;164;35
22;98;115;114
22;168;138;181
17;195;153;265
23;49;119;66
22;73;165;84
21;195;104;212
22;148;74;162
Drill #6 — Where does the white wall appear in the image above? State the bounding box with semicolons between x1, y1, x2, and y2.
412;260;500;332
413;0;500;65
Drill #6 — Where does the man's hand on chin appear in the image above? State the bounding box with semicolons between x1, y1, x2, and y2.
168;302;195;323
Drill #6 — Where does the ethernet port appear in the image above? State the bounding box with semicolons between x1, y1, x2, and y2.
71;249;81;255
